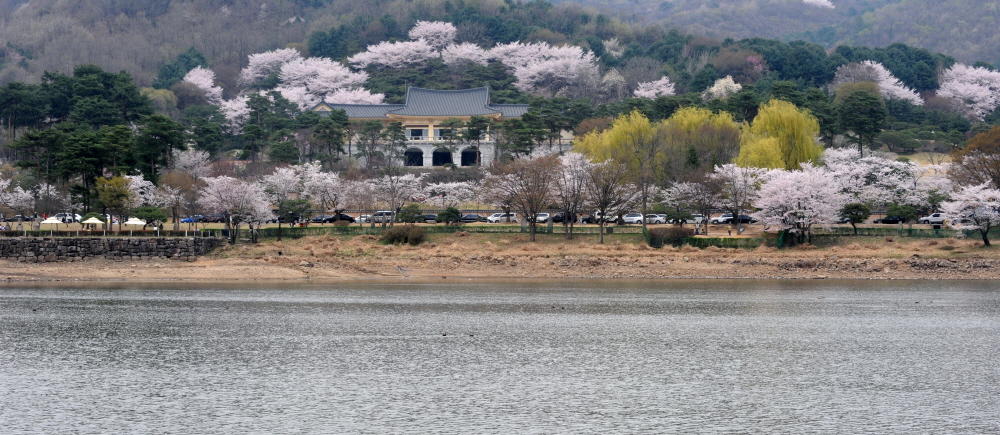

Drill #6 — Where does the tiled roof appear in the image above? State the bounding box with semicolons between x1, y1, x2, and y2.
311;86;529;119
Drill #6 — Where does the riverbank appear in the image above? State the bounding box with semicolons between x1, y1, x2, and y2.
3;230;999;282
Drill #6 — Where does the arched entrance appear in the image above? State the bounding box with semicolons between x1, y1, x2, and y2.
404;148;424;166
460;147;481;166
432;148;454;166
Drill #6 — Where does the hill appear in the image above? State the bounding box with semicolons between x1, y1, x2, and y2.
550;0;1000;66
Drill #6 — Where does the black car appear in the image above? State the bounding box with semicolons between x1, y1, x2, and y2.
312;213;356;223
874;216;907;224
552;212;577;223
203;213;226;223
277;213;302;223
459;214;487;223
423;213;438;222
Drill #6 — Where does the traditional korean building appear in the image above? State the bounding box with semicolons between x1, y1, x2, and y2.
310;86;528;167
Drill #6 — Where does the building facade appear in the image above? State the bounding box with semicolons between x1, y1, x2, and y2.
311;86;528;167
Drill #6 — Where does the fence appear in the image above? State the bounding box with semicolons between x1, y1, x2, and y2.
815;226;964;238
0;229;222;238
252;223;646;239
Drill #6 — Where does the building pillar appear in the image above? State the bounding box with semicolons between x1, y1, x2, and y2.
422;145;434;167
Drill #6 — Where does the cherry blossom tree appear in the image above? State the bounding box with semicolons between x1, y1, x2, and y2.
260;165;310;239
553;152;593;239
484;154;559;241
239;48;303;86
633;76;676;99
942;183;1000;246
348;40;438;70
752;164;846;244
326;88;385;104
491;42;600;97
710;163;767;233
408;21;457;50
0;178;34;229
219;95;250;134
198;176;270;243
831;61;922;105
441;43;490;67
279;57;368;92
182;66;223;105
702;76;742;101
343;179;379;226
937;63;1000;120
823;148;927;209
662;181;719;234
171;149;212;179
424;181;477;210
584;159;637;243
372;171;425;226
303;169;347;219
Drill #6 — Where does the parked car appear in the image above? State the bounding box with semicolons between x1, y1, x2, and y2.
203;213;226;223
918;213;946;225
4;215;34;222
583;212;618;224
487;213;518;223
874;216;907;224
371;211;396;223
535;213;550;223
644;214;666;224
460;214;487;223
622;213;644;224
277;213;301;223
55;213;82;223
180;215;204;223
551;212;576;223
358;214;372;223
423;213;438;222
709;213;756;224
312;213;356;223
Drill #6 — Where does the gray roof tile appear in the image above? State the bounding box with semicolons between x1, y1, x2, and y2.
311;86;529;119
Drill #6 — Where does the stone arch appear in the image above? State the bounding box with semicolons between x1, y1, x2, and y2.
432;148;454;166
404;148;424;166
460;146;481;166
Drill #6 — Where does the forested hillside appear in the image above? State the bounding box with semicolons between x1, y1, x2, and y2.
547;0;1000;66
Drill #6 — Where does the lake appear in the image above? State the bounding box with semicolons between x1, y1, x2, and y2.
1;279;998;434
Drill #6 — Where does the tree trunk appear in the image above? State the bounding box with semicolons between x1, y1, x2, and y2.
981;229;991;247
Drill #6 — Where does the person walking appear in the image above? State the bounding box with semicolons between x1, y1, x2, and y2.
727;224;733;236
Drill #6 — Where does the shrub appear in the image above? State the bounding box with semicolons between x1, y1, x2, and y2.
397;204;425;223
332;220;351;226
437;206;461;224
380;225;427;246
647;226;693;248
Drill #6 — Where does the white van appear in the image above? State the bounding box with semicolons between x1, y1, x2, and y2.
371;210;396;223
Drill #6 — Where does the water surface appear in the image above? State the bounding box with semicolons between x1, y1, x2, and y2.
1;280;998;434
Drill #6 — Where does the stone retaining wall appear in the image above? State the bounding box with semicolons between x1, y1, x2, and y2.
0;237;225;263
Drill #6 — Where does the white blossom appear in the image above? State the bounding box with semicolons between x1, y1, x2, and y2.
219;95;250;134
703;75;742;101
424;181;477;209
802;0;834;8
633;76;676;99
408;21;457;50
238;48;303;86
182;66;223;105
278;57;369;94
942;183;1000;245
348;40;438;70
325;88;385;105
441;43;490;67
831;61;923;105
171;149;212;179
752;164;846;232
937;63;1000;120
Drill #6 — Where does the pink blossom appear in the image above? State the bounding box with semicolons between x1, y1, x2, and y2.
408;21;457;50
424;181;477;209
326;88;385;104
171;149;212;179
219;95;250;134
182;66;223;105
937;63;1000;120
942;183;1000;237
239;48;303;86
274;85;319;110
278;57;368;93
441;43;490;67
832;61;922;105
752;164;846;231
633;76;676;99
198;176;270;222
348;40;437;70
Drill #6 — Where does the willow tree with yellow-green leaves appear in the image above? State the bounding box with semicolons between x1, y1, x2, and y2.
574;110;663;226
738;99;822;170
657;107;742;182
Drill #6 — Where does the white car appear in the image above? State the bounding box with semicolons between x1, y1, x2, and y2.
918;213;947;225
487;213;518;223
622;213;644;224
644;214;666;224
535;213;550;223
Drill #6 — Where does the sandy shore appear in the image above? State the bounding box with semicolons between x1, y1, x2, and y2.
3;229;999;283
